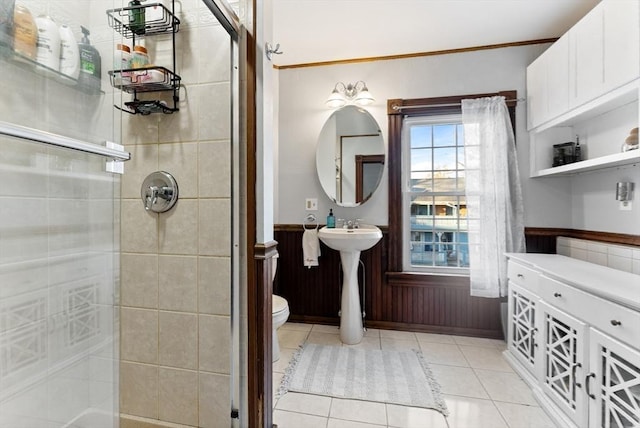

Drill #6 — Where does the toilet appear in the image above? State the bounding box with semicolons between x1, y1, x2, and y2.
271;254;290;362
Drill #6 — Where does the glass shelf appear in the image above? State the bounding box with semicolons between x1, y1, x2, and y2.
0;43;104;95
106;3;180;38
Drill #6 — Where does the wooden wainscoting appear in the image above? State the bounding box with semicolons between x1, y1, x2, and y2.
275;225;502;338
275;225;639;340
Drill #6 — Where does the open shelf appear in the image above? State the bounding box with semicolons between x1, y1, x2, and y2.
106;3;180;38
533;149;640;177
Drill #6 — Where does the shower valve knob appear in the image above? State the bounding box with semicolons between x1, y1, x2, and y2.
141;171;179;213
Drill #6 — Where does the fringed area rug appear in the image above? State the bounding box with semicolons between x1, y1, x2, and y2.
277;343;448;416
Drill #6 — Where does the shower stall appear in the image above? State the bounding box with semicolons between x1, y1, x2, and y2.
1;0;243;426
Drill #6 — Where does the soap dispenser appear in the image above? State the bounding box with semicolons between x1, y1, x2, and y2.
77;26;101;93
327;209;335;228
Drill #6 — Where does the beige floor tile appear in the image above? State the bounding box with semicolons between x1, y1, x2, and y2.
311;324;340;334
386;404;448;428
474;369;538;406
453;336;506;349
381;338;419;351
458;345;514;372
342;336;381;350
428;364;489;399
379;329;417;340
444;395;509;428
306;332;344;346
494;401;557;428
330;398;387;425
363;328;381;338
276;392;332;417
418;342;469;367
328;418;386;428
414;332;456;344
273;409;328;428
273;371;284;404
280;322;313;332
278;329;309;349
273;347;297;373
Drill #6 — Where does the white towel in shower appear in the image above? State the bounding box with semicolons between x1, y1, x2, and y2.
302;229;321;268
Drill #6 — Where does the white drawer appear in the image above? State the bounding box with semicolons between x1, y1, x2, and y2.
539;275;640;349
508;261;539;293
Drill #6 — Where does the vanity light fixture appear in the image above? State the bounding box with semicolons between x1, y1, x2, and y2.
326;81;375;108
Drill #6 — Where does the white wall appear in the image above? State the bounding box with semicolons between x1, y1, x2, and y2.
277;44;580;229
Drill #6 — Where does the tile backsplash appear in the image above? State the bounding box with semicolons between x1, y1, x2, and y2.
557;237;640;275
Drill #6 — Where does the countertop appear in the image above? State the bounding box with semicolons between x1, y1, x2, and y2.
505;253;640;312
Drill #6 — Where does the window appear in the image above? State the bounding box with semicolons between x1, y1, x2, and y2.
386;91;516;276
402;115;468;273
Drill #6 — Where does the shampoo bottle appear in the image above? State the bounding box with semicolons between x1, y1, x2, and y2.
327;209;335;228
12;4;36;59
35;15;61;71
128;0;145;35
574;135;582;162
77;26;101;93
0;0;15;46
59;24;79;79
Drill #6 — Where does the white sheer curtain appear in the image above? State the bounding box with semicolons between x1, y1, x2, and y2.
462;96;525;298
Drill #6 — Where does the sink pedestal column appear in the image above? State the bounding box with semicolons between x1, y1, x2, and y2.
339;250;363;345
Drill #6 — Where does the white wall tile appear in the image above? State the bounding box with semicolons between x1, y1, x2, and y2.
607;255;633;273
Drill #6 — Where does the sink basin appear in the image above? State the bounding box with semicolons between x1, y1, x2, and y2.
318;225;382;345
318;225;382;252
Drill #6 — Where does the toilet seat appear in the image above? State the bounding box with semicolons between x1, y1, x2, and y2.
273;294;288;315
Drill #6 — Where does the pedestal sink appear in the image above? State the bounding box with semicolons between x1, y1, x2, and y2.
318;225;382;344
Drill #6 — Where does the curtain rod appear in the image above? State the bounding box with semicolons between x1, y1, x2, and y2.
392;98;524;110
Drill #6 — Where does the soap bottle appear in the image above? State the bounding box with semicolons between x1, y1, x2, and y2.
574;135;582;162
35;15;61;71
59;24;79;79
12;4;36;59
0;0;15;47
327;209;335;228
128;0;145;35
77;26;101;93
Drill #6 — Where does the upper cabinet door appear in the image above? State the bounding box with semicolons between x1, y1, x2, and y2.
546;34;570;121
569;2;605;108
603;0;640;92
526;54;547;130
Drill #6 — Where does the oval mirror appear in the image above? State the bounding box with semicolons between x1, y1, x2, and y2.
316;106;385;206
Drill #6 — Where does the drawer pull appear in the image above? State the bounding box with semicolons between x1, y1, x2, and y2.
610;320;622;326
585;373;596;399
553;292;562;298
517;274;524;278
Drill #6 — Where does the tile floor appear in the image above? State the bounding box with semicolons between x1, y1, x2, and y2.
272;323;557;428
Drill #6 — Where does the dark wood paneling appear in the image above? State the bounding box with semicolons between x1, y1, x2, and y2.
274;227;503;338
275;226;640;341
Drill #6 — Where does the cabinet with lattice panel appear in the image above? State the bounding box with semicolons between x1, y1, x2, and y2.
508;283;541;377
587;329;640;428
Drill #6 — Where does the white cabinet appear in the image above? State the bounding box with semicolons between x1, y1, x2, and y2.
568;2;605;109
603;0;640;93
526;0;640;177
508;283;541;376
587;329;640;428
504;255;640;428
539;300;588;428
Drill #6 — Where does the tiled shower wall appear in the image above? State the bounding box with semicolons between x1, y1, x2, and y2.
118;1;233;427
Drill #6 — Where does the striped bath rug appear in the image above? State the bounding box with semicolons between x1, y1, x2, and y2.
277;343;448;415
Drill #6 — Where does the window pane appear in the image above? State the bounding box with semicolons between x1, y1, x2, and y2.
457;124;465;145
410;171;432;192
411;147;432;170
433;147;457;171
432;175;457;193
433;124;456;147
410;126;432;148
456;170;466;192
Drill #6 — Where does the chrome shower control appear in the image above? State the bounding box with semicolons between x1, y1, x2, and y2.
141;171;179;213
